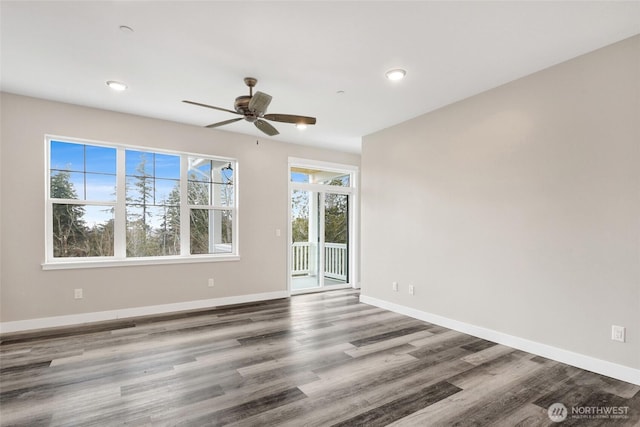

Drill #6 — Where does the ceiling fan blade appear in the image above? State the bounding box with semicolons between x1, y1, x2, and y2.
205;117;243;129
182;100;241;115
248;91;272;114
254;119;279;136
263;113;316;125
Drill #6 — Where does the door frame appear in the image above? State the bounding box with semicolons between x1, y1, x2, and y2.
287;157;359;295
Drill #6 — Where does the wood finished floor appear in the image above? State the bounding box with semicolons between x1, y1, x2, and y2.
1;289;639;426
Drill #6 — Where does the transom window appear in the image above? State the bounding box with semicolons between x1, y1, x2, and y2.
45;136;237;267
290;166;351;187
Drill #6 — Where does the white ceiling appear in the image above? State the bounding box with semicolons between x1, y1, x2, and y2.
1;1;639;154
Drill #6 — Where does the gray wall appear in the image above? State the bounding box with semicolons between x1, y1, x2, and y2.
0;93;359;322
361;35;639;369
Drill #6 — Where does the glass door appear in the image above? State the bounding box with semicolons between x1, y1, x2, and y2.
289;161;357;293
290;190;350;291
291;189;320;290
323;193;349;286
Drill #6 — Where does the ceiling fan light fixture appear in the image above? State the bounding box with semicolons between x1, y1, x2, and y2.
106;80;128;91
385;68;406;81
296;123;308;130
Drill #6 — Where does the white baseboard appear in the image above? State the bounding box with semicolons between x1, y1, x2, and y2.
360;294;640;386
0;291;289;334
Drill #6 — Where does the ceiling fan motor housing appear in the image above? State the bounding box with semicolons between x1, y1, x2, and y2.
234;95;258;122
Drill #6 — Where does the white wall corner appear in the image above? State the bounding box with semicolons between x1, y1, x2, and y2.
359;294;640;386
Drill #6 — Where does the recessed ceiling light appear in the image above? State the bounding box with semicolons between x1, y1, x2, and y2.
336;90;345;95
106;80;128;91
119;25;134;33
385;68;406;81
296;123;308;130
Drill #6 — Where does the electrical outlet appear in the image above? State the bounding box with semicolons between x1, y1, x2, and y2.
392;282;398;292
611;325;625;343
208;278;215;287
409;285;415;295
74;288;83;299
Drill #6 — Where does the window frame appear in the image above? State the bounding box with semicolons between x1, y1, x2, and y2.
43;135;239;270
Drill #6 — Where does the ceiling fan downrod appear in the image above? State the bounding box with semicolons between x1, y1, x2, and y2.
244;77;257;97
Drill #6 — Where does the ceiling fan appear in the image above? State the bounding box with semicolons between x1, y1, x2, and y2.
183;77;316;136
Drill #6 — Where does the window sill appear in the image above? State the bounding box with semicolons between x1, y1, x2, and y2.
42;255;240;270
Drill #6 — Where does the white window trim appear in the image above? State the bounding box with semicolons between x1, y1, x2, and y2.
43;135;239;269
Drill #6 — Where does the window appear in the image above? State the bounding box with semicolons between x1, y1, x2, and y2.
290;167;350;187
187;158;234;255
125;150;181;257
46;137;237;267
49;141;117;258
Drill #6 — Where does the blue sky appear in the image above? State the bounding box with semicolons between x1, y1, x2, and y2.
291;172;309;183
50;141;117;202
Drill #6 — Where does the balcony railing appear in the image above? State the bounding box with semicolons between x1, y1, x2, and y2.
292;242;310;275
292;242;347;281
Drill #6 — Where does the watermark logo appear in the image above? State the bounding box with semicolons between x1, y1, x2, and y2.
548;402;630;422
548;403;568;422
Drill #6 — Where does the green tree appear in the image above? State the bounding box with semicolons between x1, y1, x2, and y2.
161;185;181;255
292;217;309;243
291;190;310;243
87;218;114;256
51;171;88;257
324;192;348;244
126;154;156;256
